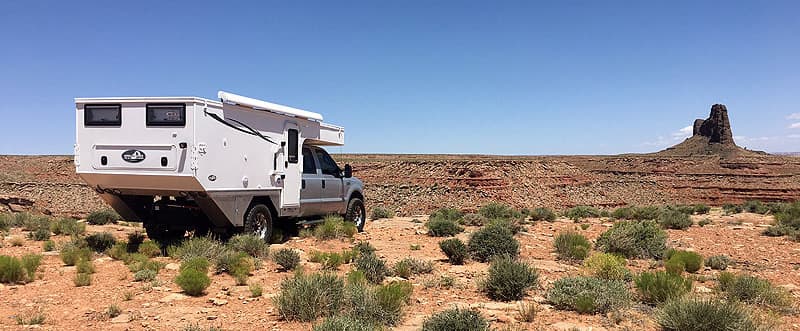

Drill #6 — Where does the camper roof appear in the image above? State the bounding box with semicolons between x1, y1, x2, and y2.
218;91;323;122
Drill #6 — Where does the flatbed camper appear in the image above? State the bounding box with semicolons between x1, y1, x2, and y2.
75;91;366;242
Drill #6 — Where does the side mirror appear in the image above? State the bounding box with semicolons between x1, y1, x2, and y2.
344;164;353;178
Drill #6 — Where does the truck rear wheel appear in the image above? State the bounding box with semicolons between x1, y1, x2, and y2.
244;204;273;243
345;198;366;232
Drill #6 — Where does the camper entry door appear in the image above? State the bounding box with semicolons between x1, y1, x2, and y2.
281;122;301;208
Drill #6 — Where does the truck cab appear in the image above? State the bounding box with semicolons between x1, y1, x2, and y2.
300;145;364;228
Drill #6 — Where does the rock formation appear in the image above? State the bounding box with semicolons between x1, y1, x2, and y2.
658;104;762;158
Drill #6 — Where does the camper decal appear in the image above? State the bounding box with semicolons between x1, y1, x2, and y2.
122;150;146;163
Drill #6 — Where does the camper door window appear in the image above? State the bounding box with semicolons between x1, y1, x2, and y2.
84;104;122;126
287;129;299;163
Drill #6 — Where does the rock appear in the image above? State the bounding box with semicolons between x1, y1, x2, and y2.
695;285;712;293
383;276;407;284
210;298;228;306
207;315;218;320
165;263;180;271
697;104;734;145
159;293;189;303
111;314;131;323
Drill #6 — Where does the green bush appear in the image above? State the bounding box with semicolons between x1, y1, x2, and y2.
564;206;602;221
310;251;345;270
529;207;557;222
181;257;210;272
547;276;630;314
480;256;538;301
460;213;487;226
634;271;692;304
553;231;591;261
372;281;414;324
314;215;357;240
28;227;50;241
85;232;116;252
134;269;157;282
692;204;711;215
717;272;791;308
698;218;711;227
127;231;146;252
353;241;376;256
126;254;164;273
249;283;263;297
664;258;685;275
422;307;489;331
76;258;95;274
478;202;521;220
22;215;50;232
439;238;468;265
657;298;762;331
583;253;630;281
393;258;433;278
355;253;388;284
228;234;269;258
665;250;703;273
429;208;463;222
426;217;464;237
274;272;345;322
486;218;524;234
370;207;394;219
74;273;92;287
658;209;693;230
742;200;769;214
313;315;374;331
722;203;743;215
108;242;129;260
467;224;519;262
595;220;667;259
42;240;55;252
137;240;161;257
273;248;300;271
705;255;732;270
0;214;9;232
60;244;92;266
86;209;120;225
175;268;210;296
50;218;85;236
168;236;226;262
0;255;41;284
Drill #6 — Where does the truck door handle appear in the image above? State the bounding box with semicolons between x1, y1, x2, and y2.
321;179;326;189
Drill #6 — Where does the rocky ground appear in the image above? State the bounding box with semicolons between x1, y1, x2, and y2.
1;209;798;330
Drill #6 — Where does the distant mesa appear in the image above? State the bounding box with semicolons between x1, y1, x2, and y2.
657;104;766;158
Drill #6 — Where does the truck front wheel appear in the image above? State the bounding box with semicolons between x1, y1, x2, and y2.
244;204;273;243
345;198;366;232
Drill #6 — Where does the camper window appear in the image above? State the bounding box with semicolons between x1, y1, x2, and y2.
287;129;299;163
84;104;121;126
146;104;186;126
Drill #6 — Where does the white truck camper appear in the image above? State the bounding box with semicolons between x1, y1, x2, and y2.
74;91;366;242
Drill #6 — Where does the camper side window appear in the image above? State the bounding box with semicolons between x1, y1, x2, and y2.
287;129;299;163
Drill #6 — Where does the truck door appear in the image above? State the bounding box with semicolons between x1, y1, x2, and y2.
281;123;301;210
315;147;345;214
299;146;324;216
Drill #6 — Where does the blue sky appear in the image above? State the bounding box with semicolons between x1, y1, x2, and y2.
1;1;798;155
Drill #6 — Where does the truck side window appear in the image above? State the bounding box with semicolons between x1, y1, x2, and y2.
317;149;340;177
302;148;316;174
287;129;298;163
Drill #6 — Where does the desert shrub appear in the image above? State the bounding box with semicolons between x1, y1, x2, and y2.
460;213;487;226
175;257;211;296
742;200;769;214
698;218;711;227
9;236;24;246
634;271;692;304
74;273;92;287
611;206;637;220
60;244;92;266
762;225;792;237
249;283;263;297
580;223;591;230
314;215;357;240
717;272;791;308
213;250;249;274
547;276;630;314
480;256;538;301
657;298;762;331
353;241;376;256
467;224;519;262
664;250;703;273
228;234;269;258
664;258;686;275
126;254;164;273
658;209;693;230
367;281;414;325
595;220;667;259
273;248;300;271
310;251;345;270
553;231;591;261
479;202;521;220
134;269;157;282
28;227;50;241
439;238;468;265
126;231;146;252
231;256;254;285
771;201;800;232
137;240;161;258
86;209;120;225
705;255;732;270
22;215;50;232
50;217;85;236
672;205;696;215
422;274;457;289
355;253;388;284
583;253;631;281
0;255;25;283
274;272;345;322
426;217;464;237
487;218;524;234
14;308;46;325
410;244;420;250
422;307;489;331
76;258;95;274
529;207;557;222
370;207;394;219
19;254;41;281
693;204;711;214
108;242;129;260
85;232;116;252
722;203;743;215
0;214;9;232
564;205;602;221
313;315;374;331
429;208;463;222
393;258;434;278
516;301;538;322
11;212;34;227
42;240;55;252
168;236;226;262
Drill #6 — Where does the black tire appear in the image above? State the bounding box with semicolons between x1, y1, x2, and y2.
244;204;273;243
345;197;366;232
